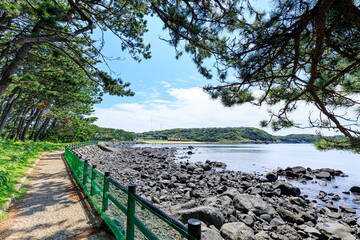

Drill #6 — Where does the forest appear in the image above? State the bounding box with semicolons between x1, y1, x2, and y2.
138;127;322;143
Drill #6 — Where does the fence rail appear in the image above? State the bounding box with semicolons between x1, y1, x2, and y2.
64;141;201;240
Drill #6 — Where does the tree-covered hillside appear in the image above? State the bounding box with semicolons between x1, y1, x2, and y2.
41;124;135;142
277;134;321;143
91;125;135;141
138;127;320;143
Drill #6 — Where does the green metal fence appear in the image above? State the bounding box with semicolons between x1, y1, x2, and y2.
64;141;200;240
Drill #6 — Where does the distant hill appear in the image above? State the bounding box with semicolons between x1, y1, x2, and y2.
137;127;320;143
91;125;135;141
277;134;321;143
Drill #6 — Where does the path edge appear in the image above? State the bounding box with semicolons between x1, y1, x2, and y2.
0;149;61;214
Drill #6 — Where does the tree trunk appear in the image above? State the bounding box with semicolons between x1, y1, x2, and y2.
15;106;31;141
6;100;27;140
6;118;19;140
20;108;39;141
0;88;23;134
29;110;43;140
40;118;58;141
0;22;41;98
34;117;50;142
0;44;34;98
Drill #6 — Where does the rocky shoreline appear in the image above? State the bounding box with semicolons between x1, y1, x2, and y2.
74;143;360;240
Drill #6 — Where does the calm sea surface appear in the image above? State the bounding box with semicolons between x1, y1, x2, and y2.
142;143;359;215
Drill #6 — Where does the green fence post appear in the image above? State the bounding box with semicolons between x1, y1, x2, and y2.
102;172;111;213
74;154;78;175
90;164;97;196
126;184;136;240
83;160;89;187
77;155;82;176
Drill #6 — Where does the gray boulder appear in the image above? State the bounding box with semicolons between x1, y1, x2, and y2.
326;211;341;219
352;197;360;204
201;227;223;240
285;171;299;178
222;188;240;199
303;174;313;180
274;181;301;196
317;190;327;199
350;186;360;194
265;171;278;182
316;221;356;240
339;205;356;214
187;163;197;171
237;213;255;227
277;207;304;224
325;203;338;212
298;224;321;238
203;196;218;207
292;166;306;174
216;195;232;208
170;200;197;212
277;225;301;240
254;231;272;240
290;197;306;207
270;217;286;228
319;168;335;175
220;222;254;240
233;194;276;216
315;171;331;180
172;206;225;229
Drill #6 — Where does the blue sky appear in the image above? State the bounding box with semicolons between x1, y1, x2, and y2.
92;6;326;135
93;16;211;107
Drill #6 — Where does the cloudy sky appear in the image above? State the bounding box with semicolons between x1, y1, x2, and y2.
92;10;330;136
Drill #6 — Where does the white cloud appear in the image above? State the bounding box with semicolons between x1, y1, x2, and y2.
94;87;337;135
148;88;161;98
160;81;172;88
144;99;171;104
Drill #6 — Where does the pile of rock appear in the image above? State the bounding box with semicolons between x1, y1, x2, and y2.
74;145;360;240
268;166;347;182
267;166;360;208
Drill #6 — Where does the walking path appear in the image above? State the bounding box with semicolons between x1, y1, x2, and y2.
0;149;114;240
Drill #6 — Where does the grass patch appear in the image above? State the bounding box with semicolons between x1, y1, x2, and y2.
0;210;7;222
0;140;68;210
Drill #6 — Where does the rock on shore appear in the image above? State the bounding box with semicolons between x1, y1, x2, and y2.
74;144;360;240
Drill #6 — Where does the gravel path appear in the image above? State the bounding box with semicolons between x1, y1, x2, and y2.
0;149;114;240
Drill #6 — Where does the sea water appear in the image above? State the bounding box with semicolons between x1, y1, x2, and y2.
145;143;359;215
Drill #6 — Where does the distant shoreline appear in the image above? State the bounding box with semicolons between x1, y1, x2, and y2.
136;140;312;144
137;141;207;144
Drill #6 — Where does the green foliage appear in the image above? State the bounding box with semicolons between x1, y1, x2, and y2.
91;125;136;141
138;127;318;143
277;134;321;143
0;1;146;143
0;40;136;142
316;136;360;153
39;124;135;143
153;0;360;151
0;0;151;96
0;139;67;209
0;170;9;190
